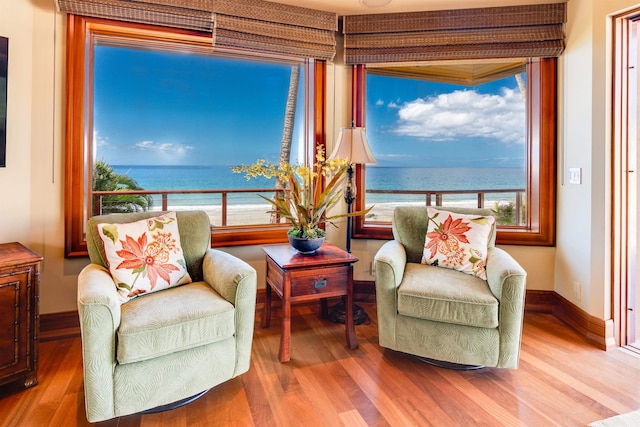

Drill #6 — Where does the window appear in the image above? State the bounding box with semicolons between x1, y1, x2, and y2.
353;60;556;246
64;15;325;257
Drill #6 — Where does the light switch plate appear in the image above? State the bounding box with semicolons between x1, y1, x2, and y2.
569;167;582;184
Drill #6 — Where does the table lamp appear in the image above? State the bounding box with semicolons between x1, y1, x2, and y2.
327;123;377;324
328;124;377;253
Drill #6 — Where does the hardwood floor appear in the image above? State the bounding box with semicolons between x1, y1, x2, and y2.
1;304;639;426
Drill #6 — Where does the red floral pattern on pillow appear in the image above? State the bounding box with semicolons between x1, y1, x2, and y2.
98;212;192;304
421;208;494;280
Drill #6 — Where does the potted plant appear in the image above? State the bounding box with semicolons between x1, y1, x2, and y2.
232;147;371;253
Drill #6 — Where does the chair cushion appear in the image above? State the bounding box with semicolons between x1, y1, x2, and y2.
97;212;192;304
117;281;235;364
397;263;499;328
421;207;495;280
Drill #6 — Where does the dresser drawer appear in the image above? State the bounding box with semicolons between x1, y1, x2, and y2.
0;243;41;389
0;271;30;375
289;266;349;297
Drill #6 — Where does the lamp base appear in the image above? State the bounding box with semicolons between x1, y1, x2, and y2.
328;301;367;325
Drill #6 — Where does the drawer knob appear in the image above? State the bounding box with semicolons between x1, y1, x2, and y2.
314;279;327;289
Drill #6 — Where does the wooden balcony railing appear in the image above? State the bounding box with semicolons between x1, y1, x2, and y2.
92;188;283;226
93;187;526;227
366;188;526;226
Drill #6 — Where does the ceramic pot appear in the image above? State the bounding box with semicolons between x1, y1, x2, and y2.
287;235;325;254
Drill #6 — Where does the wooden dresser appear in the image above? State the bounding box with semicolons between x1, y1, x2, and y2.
0;242;42;389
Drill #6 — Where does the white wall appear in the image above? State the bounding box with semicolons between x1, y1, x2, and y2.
0;0;33;242
0;0;88;314
554;0;639;320
555;0;597;313
1;0;630;319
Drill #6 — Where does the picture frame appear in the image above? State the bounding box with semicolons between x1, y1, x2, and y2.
1;36;7;167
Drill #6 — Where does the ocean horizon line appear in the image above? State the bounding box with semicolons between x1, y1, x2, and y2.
111;164;525;169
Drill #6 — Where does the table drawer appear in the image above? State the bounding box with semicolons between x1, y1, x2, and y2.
289;266;349;297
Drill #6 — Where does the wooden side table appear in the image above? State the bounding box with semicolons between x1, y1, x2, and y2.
261;243;359;362
0;242;42;389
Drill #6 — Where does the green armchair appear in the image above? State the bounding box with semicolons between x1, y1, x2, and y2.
77;210;257;422
374;206;527;369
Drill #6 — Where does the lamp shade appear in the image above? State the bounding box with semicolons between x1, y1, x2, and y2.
329;127;377;165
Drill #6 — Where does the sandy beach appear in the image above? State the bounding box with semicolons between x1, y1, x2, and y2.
157;198;512;227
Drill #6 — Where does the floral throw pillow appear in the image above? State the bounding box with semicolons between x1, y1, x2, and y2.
97;212;192;304
421;207;495;280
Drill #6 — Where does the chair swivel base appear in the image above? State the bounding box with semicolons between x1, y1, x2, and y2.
141;388;210;414
414;355;485;371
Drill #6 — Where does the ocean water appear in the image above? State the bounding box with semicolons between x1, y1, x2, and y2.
111;165;526;208
366;166;525;205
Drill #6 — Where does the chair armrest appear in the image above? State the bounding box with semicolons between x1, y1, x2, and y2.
202;249;257;377
485;247;527;302
77;263;122;333
203;249;257;306
374;240;407;290
486;247;527;368
374;240;407;349
77;263;121;420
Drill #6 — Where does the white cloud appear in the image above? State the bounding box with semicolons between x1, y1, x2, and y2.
376;99;384;106
133;140;194;154
393;88;525;144
134;140;155;150
93;130;108;147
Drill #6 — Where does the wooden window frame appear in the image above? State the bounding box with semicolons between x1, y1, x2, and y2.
64;14;326;257
351;59;557;246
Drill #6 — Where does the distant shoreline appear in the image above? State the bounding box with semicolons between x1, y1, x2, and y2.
113;164;526;169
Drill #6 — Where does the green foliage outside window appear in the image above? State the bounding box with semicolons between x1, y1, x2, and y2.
492;201;525;226
92;160;153;214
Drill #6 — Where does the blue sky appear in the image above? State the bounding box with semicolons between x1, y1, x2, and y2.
366;74;526;168
93;46;303;166
93;46;525;168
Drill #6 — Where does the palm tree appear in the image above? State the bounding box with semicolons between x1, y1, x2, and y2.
92;160;153;214
279;64;301;168
272;64;301;223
